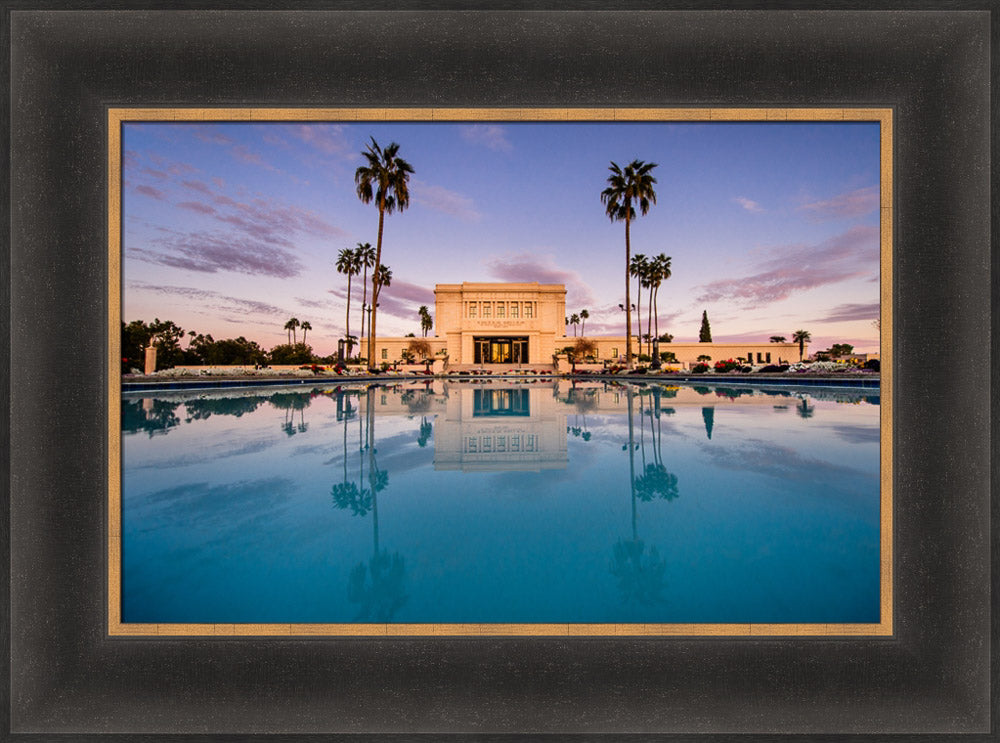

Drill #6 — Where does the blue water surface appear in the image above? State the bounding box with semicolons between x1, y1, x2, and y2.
121;380;881;624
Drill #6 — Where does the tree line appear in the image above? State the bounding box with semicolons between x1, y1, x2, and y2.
121;318;331;372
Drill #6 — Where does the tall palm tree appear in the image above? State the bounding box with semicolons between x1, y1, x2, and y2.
284;318;300;344
650;254;672;340
300;321;312;345
629;253;648;356
336;246;360;355
355;139;414;368
579;309;589;337
569;313;580;337
792;329;811;361
355;242;376;354
603;160;658;369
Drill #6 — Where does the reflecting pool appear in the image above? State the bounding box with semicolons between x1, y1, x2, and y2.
121;380;881;625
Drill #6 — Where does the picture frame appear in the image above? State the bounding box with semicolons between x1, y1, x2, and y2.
6;4;993;738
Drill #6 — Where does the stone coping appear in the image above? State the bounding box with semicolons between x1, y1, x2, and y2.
122;373;879;393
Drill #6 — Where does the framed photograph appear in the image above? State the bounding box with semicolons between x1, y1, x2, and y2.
110;107;891;640
7;5;993;739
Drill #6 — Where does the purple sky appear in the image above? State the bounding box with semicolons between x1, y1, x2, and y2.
122;121;882;353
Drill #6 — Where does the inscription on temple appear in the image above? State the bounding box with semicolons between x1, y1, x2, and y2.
476;320;525;329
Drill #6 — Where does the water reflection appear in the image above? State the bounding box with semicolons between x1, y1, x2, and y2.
122;379;881;624
434;384;568;472
331;387;408;621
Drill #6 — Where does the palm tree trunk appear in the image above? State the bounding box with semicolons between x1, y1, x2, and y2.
360;266;368;358
653;284;659;339
345;273;352;355
635;283;642;356
647;284;654;356
624;217;633;369
368;201;386;369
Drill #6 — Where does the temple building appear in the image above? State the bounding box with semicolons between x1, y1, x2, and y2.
359;282;804;369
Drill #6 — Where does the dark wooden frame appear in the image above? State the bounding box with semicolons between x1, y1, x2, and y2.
5;4;994;738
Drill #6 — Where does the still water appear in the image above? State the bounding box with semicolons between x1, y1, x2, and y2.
121;380;880;625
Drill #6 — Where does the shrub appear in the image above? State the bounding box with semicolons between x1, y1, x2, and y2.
713;358;741;373
864;359;880;371
637;353;651;363
758;364;791;373
691;363;709;374
269;342;314;365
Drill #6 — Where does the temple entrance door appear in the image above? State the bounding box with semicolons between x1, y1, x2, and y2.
492;340;511;364
473;336;530;364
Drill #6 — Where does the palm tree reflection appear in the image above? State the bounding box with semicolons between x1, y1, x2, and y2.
609;385;674;608
331;386;408;621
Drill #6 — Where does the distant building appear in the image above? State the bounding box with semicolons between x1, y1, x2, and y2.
359;282;804;368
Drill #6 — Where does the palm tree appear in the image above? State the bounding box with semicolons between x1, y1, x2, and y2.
792;329;811;361
569;313;580;337
375;264;392;295
355;138;414;369
770;335;786;343
649;254;672;340
579;308;589;337
603;160;658;369
418;305;432;337
284;317;300;344
356;242;376;355
300;321;312;345
629;253;649;355
336;246;360;354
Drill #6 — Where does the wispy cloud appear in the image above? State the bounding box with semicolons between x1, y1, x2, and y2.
128;283;289;317
734;196;763;213
459;124;513;152
365;280;436;324
809;302;880;324
128;232;304;279
289;124;351;157
486;252;596;307
798;186;879;222
412;180;481;221
177;201;216;215
176;178;346;246
134;184;166;200
694;225;878;309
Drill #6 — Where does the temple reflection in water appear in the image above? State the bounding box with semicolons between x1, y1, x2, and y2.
434;384;568;471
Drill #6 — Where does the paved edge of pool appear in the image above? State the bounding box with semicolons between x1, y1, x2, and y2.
122;374;880;393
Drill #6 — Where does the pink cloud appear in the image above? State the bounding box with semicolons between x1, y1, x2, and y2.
134;184;166;200
695;225;878;308
798;186;879;221
129;232;304;279
177;201;216;215
412;180;481;221
809;302;880;324
486;253;596;307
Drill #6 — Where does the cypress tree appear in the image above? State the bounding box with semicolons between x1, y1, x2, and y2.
699;310;712;342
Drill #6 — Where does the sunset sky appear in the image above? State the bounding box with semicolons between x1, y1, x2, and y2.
122;120;882;353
